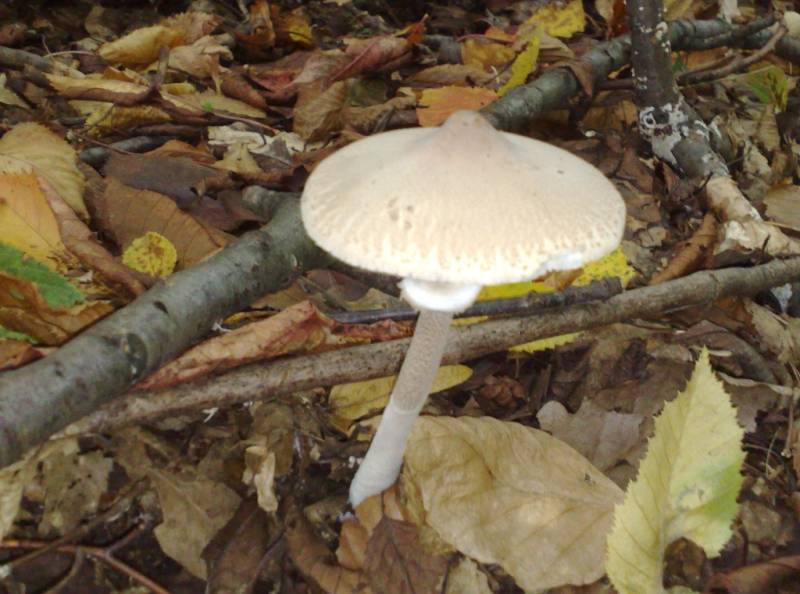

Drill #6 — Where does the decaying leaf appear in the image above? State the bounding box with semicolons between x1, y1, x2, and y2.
537;400;644;471
606;350;745;594
402;416;623;591
122;231;178;278
135;300;341;390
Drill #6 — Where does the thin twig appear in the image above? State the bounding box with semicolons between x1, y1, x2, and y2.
3;479;148;573
66;258;800;434
678;26;787;85
0;536;170;594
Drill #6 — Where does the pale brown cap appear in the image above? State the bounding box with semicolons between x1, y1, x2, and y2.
301;110;625;286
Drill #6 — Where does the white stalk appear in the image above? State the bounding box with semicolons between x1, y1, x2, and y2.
348;308;453;507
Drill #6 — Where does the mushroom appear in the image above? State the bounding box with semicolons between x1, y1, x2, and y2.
301;110;626;507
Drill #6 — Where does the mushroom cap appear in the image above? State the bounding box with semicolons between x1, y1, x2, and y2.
301;110;625;285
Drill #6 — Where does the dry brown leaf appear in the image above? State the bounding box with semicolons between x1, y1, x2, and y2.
96;178;230;268
288;503;370;594
99;25;186;66
445;558;493;594
294;80;348;140
332;36;412;81
204;499;274;593
401;416;623;591
104;151;229;209
38;177;146;299
765;184;800;233
69;100;172;136
0;123;87;219
409;64;494;87
364;516;448;594
165;35;232;87
135;300;339;390
0;338;46;370
537;400;644;471
150;468;241;579
46;73;152;105
0;439;78;541
161;89;267;119
37;450;113;536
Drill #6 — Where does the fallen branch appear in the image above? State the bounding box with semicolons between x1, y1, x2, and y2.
0;199;326;468
68;258;800;435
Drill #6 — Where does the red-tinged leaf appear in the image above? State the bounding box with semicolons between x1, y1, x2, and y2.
134;301;340;390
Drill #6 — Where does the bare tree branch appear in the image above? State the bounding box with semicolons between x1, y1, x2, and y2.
0;199;326;468
68;258;800;436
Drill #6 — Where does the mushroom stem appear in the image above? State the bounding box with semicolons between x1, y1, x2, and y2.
349;308;453;507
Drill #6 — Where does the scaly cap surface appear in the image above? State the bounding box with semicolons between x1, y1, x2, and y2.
301;111;625;285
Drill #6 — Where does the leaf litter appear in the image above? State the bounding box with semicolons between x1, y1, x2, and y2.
0;0;798;592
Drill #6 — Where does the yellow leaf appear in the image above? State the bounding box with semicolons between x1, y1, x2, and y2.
417;86;497;127
0;123;87;219
510;332;581;354
460;39;515;71
329;365;473;434
474;249;635;351
574;247;636;288
498;29;541;97
122;232;178;278
0;170;73;271
526;0;585;38
606;350;745;594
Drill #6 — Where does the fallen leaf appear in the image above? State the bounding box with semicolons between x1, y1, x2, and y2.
363;516;447;594
0;171;75;271
0;439;78;541
460;39;515;72
95;178;230;268
135;300;340;390
526;0;585;38
417;86;497;127
606;350;745;594
498;28;541;96
150;468;241;579
293;80;348;140
99;25;184;65
537;400;644;471
38;450;113;536
329;365;472;434
445;558;493;594
288;502;369;594
764;184;800;233
402;416;623;591
122;231;178;278
0;123;87;219
0;244;112;345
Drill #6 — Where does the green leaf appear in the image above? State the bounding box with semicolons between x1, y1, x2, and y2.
746;66;788;112
0;325;34;343
605;349;745;594
0;242;84;309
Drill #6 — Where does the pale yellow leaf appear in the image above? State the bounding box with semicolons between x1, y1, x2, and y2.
526;0;585;38
329;365;472;434
0;123;87;219
606;350;745;594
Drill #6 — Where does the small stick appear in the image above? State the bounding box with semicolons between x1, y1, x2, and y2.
0;535;169;594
